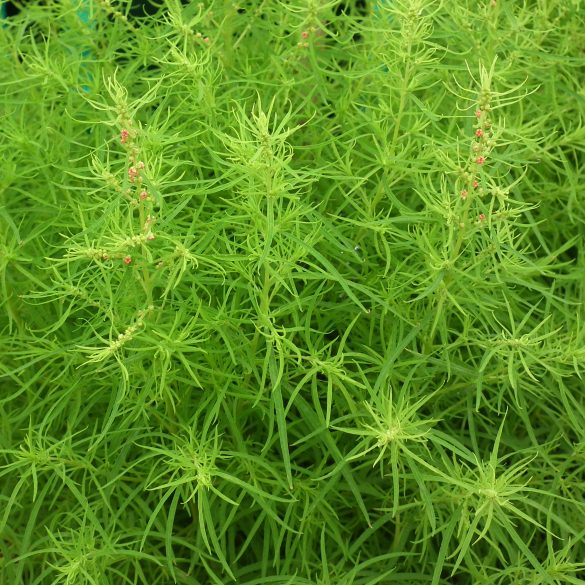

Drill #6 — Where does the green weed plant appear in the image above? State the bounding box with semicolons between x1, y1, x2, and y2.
1;0;585;583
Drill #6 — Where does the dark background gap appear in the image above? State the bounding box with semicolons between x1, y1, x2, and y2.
3;0;369;20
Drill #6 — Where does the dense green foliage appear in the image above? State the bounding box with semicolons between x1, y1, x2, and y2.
1;0;585;582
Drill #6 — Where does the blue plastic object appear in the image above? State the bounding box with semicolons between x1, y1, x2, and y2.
78;0;91;24
373;0;393;17
76;0;94;92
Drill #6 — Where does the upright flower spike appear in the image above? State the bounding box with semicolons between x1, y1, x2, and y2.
143;215;155;232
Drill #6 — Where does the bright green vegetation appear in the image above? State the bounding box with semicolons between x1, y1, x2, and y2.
1;0;585;583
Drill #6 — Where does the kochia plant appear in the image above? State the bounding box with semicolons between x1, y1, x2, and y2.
1;0;585;583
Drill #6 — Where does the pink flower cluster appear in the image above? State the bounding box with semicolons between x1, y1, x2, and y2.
128;161;145;183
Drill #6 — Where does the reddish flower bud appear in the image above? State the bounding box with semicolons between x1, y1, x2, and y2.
479;213;486;222
120;129;129;144
475;110;482;118
301;31;309;39
460;189;468;200
475;156;486;165
128;167;138;182
475;128;484;138
123;255;132;265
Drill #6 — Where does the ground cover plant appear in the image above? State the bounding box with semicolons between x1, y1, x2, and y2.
1;0;585;582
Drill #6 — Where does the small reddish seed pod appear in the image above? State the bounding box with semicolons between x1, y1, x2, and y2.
123;255;132;265
479;213;486;222
476;156;486;165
